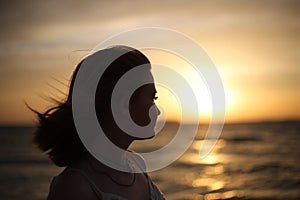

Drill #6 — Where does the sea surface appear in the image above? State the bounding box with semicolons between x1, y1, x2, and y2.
0;122;299;200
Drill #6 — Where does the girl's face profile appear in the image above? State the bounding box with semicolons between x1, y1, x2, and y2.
129;73;160;138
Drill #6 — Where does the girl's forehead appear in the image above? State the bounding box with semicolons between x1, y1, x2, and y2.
141;83;157;94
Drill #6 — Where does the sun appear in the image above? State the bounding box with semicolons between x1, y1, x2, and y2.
144;49;232;123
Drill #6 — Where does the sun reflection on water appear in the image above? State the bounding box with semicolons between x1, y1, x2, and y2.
192;178;225;191
204;165;224;175
184;139;227;165
204;190;237;200
199;154;218;165
191;139;227;152
180;152;221;165
175;138;233;199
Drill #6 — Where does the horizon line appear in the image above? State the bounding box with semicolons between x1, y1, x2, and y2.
1;118;300;127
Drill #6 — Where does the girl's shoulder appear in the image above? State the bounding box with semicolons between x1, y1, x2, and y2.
47;168;99;200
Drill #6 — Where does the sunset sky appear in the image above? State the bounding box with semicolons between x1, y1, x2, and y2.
0;0;299;125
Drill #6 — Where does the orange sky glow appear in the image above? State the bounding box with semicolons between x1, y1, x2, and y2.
0;0;299;125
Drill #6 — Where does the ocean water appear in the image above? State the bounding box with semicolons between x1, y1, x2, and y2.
0;122;299;200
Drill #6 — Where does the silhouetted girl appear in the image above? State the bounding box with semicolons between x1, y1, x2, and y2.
32;46;165;200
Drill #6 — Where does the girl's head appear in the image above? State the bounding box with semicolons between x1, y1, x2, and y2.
33;46;159;166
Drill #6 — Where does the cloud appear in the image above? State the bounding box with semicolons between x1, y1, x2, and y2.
1;0;299;45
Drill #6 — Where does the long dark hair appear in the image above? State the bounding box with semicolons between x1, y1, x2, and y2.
31;46;150;167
